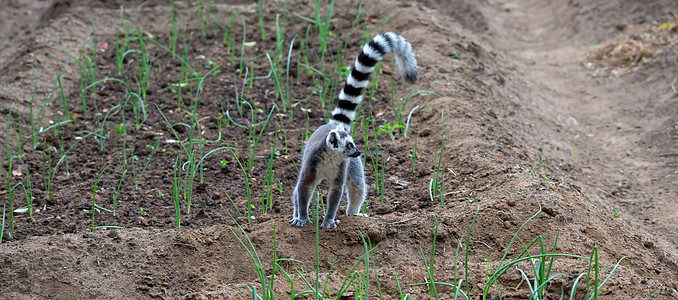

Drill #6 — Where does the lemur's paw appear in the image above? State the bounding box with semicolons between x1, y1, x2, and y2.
320;218;340;229
347;212;369;217
289;217;311;227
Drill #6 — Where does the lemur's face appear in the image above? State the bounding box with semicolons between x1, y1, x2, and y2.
327;129;361;158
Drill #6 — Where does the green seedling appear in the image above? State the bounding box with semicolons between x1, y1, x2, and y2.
416;216;441;299
27;66;44;149
409;127;419;171
224;192;242;217
460;55;473;76
195;0;206;37
172;154;182;228
44;128;102;201
222;9;240;58
313;0;336;67
399;91;442;136
40;136;52;202
5;104;17;236
54;30;99;121
259;127;278;214
513;231;563;300
431;108;445;207
228;218;300;299
112;169;127;216
168;0;177;57
377;123;404;144
265;53;287;112
402;202;626;299
154;66;228;213
132;137;160;187
90;164;111;231
222;141;252;219
1;204;5;243
483;202;626;299
299;63;332;120
257;0;265;39
114;3;148;75
612;208;621;217
6;104;36;223
284;36;297;114
193;0;218;38
239;19;247;76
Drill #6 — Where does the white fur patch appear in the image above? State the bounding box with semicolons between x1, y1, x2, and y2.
347;75;369;88
338;90;363;104
354;59;376;74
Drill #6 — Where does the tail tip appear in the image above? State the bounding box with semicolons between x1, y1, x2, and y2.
404;69;417;84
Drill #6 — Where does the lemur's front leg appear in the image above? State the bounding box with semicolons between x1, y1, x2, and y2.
290;181;314;227
320;183;344;229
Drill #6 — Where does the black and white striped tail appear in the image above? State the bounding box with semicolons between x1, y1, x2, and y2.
330;32;418;127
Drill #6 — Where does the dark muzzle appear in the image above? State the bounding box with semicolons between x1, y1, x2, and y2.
348;148;361;158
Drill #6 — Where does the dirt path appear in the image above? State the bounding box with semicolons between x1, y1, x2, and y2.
482;0;678;258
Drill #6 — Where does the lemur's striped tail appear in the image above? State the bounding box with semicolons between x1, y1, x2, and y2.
330;32;417;127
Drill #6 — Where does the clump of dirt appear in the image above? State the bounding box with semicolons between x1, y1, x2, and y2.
0;0;677;299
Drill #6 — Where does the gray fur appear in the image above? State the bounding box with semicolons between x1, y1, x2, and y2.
289;123;366;229
290;32;417;229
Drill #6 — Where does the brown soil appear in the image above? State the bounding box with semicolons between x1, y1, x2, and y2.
0;0;676;299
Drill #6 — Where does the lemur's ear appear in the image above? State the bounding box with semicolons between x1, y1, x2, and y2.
327;131;339;148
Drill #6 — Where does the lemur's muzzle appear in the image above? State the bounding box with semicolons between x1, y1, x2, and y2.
348;147;361;158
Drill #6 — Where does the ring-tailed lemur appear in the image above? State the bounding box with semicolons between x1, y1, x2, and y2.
289;32;417;229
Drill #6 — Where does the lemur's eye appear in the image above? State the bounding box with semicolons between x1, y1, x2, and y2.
347;144;353;149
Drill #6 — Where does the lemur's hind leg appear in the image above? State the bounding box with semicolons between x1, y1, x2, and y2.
345;157;367;216
290;180;316;227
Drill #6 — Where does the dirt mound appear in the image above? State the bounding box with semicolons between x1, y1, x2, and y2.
0;0;676;299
